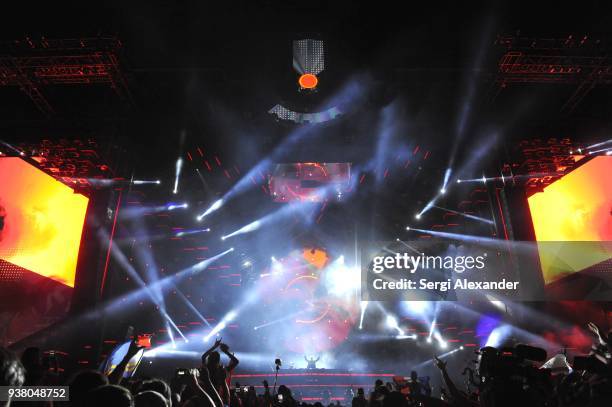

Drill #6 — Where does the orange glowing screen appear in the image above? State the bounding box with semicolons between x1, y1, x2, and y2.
0;157;89;287
298;73;318;89
527;156;612;283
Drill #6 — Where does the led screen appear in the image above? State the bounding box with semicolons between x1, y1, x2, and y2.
0;157;89;287
527;156;612;284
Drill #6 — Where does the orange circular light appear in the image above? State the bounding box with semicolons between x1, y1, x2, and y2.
298;73;318;89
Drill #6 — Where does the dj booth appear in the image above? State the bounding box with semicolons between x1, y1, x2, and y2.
232;369;396;402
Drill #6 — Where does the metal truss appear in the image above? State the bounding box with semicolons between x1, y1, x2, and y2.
492;35;612;112
0;37;132;116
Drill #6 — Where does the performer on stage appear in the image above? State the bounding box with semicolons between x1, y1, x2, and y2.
304;355;320;369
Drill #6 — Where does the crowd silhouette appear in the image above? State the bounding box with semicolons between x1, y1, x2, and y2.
1;323;611;407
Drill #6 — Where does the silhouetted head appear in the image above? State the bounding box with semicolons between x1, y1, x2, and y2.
68;370;109;407
86;384;134;407
135;390;169;407
278;384;292;398
204;350;221;368
138;379;171;404
410;371;418;381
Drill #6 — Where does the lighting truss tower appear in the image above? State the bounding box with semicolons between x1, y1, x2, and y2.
0;37;132;117
491;35;612;112
292;39;325;76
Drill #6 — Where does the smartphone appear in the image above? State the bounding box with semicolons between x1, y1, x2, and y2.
137;335;152;348
277;394;283;402
176;368;188;376
243;386;248;393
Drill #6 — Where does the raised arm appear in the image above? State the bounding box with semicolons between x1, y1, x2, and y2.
107;340;142;385
434;357;464;403
202;338;222;361
220;343;239;372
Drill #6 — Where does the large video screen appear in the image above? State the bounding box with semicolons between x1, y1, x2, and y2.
0;157;89;344
527;156;612;284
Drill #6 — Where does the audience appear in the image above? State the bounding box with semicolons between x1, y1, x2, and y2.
0;347;25;407
0;323;610;407
135;390;170;407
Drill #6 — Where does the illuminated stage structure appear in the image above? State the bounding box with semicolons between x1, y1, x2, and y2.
1;30;611;403
0;138;126;369
490;139;612;300
2;134;604;399
0;157;88;344
492;35;612;112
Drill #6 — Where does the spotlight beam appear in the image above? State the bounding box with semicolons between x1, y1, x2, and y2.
586;138;612;150
220;200;319;241
253;310;308;330
105;248;234;315
406;226;534;250
587;146;612;155
121;202;189;220
395;238;422;255
197;199;224;221
173;158;183;194
432;205;494;225
413;347;462;369
174;288;212;328
198;78;369;218
358;301;369;330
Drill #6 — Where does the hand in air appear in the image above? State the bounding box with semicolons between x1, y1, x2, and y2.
434;356;447;370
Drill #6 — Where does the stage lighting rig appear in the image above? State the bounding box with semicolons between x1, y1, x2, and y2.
293;39;324;91
268;39;345;124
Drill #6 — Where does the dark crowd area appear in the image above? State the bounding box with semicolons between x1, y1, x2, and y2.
1;324;611;407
